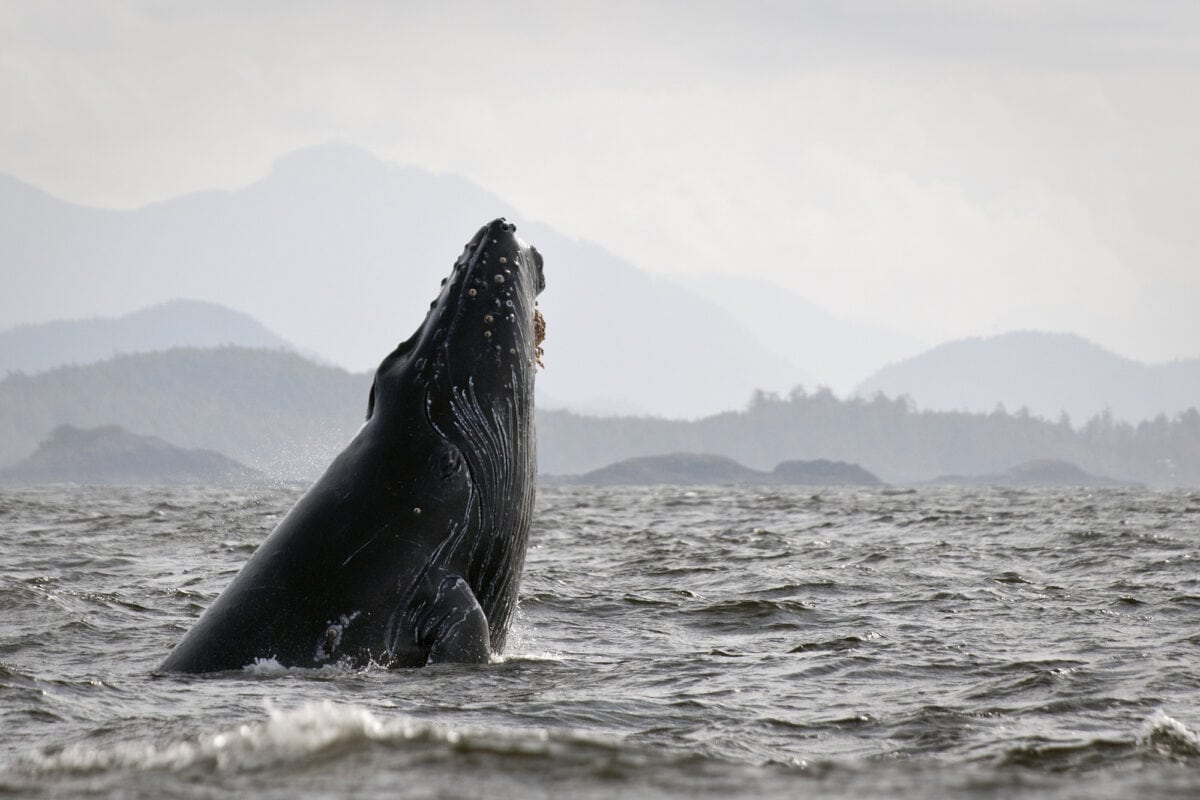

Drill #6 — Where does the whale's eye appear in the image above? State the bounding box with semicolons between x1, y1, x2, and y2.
438;446;464;479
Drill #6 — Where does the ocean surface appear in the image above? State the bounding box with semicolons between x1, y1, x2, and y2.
1;483;1198;798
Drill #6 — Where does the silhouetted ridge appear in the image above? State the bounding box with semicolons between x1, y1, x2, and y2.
856;330;1200;425
536;387;1200;485
2;348;1198;485
0;299;295;376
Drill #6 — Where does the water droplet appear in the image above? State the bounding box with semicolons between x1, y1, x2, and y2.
413;507;422;515
494;274;505;284
499;256;507;264
505;299;514;307
483;330;492;338
468;288;477;297
484;314;494;324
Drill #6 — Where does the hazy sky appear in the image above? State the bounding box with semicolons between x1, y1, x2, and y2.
3;1;1199;363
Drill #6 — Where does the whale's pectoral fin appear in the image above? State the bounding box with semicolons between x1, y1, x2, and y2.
423;576;492;664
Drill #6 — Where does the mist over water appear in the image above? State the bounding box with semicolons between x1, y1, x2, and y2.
1;483;1198;798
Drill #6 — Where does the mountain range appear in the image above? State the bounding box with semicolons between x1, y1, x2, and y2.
1;144;819;418
2;142;1196;423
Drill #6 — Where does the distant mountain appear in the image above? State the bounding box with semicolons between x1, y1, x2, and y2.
0;299;294;375
0;143;806;418
855;331;1200;424
0;424;262;485
676;274;927;394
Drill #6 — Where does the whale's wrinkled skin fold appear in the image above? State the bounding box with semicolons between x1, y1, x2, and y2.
159;219;544;673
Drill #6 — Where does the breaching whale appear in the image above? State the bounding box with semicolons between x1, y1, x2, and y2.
160;218;545;672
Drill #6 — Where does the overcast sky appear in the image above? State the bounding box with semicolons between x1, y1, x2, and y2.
2;1;1198;364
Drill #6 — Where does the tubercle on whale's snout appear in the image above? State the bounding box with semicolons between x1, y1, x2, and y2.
474;219;544;291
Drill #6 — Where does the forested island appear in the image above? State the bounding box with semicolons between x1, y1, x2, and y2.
546;453;883;486
0;424;262;485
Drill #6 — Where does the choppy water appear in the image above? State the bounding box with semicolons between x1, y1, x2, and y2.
1;483;1198;798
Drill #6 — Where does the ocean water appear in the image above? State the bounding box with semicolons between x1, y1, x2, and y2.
1;483;1198;798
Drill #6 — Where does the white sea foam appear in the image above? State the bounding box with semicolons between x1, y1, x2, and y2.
493;649;567;664
243;657;287;675
1138;710;1200;759
500;618;565;663
241;656;368;676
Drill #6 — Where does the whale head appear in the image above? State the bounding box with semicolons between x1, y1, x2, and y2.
365;218;545;653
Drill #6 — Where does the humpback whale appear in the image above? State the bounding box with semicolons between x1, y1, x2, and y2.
160;218;545;672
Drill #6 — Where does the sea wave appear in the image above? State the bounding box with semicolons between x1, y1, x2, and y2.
5;485;1200;799
993;711;1200;772
20;700;626;776
1139;711;1200;761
